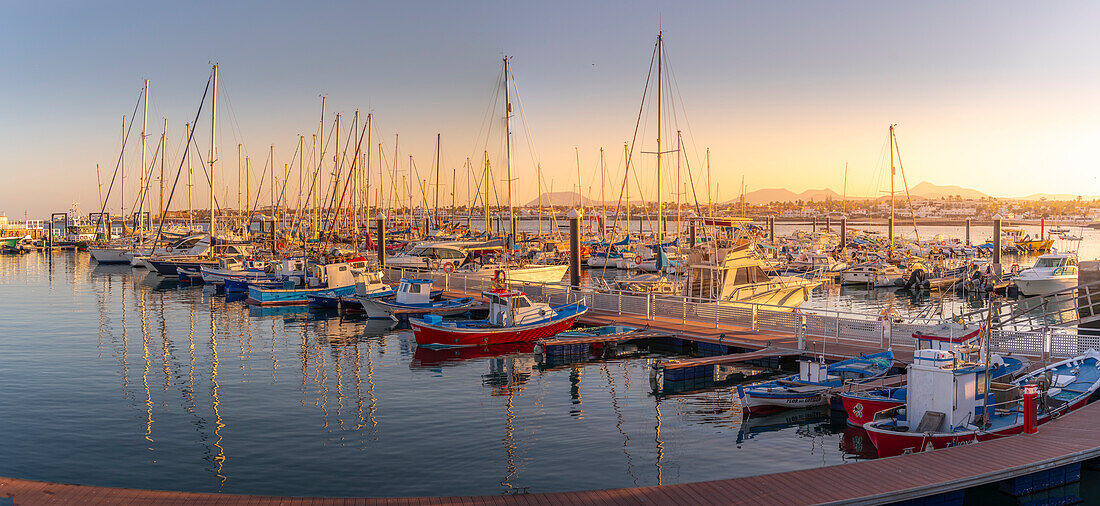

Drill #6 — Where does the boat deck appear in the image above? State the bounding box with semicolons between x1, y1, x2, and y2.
5;400;1100;504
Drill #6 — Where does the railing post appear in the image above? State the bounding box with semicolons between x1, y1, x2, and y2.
752;304;758;332
798;314;806;350
682;297;686;324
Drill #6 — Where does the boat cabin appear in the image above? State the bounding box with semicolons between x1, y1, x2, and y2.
395;279;433;305
307;261;358;288
483;289;553;326
354;270;389;296
903;347;993;433
1032;253;1077;273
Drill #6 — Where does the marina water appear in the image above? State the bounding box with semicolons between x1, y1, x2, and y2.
3;242;1100;499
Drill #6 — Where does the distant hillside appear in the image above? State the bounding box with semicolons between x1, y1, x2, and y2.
525;192;597;207
909;181;989;200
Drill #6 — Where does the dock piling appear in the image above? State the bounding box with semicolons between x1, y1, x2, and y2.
840;218;847;251
568;209;581;288
965;219;971;246
812;216;817;233
376;214;386;267
769;217;775;245
993;218;1002;270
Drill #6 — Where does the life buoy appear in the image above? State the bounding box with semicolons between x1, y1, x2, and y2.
493;269;506;284
442;261;455;273
634;256;643;265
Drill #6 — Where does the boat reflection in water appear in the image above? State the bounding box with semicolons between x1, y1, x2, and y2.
736;405;832;444
840;425;879;459
410;342;536;369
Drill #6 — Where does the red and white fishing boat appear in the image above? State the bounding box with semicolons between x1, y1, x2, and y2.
409;289;587;347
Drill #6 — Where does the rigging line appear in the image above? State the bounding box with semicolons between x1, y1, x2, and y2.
892;132;921;244
275;139;303;211
186;134;224;213
94;87;145;235
149;71;213;249
598;39;658;275
321;118;358;222
467;65;506;172
320;122;370;249
132;140;165;219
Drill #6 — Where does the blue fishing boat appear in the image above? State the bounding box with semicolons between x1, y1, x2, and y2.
358;279;476;319
224;277;283;293
247;259;364;306
737;350;895;414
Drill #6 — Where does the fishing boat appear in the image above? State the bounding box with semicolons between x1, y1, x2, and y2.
145;241;252;275
305;270;392;309
199;257;270;285
841;261;906;287
864;349;1100;457
839;322;1028;426
357;278;476;319
736;350;895;414
246;258;365;306
1015;252;1078;295
409;289;587;347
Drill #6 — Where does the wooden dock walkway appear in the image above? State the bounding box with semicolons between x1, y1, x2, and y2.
4;400;1100;504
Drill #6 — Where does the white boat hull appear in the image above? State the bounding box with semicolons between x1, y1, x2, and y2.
1016;276;1077;296
89;248;131;264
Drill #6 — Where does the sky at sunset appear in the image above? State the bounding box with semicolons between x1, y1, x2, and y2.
3;1;1100;217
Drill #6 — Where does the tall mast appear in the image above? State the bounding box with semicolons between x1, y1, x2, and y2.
537;164;543;236
503;57;516;240
364;113;371;229
434;133;441;229
245;156;250;218
624;142;631;227
450;167;455;226
656;32;664;241
298;135;304;224
237;144;242;214
160;118;166;223
334;113;341;231
676;131;682;230
842;161;848;210
209;64;217;243
889;124;896;254
317;97;325;236
600;147;607;237
483;150;490;233
352;110;359;234
706;148;713;217
186;123;193;230
139;79;148;234
120;116;126;232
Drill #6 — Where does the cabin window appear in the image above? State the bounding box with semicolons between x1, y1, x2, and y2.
918;340;931;350
441;249;465;259
338;266;347;272
409;284;422;293
512;298;530;308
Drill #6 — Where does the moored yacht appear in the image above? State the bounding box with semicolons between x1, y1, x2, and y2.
1015;252;1078;296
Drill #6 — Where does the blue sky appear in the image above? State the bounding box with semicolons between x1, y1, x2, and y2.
3;1;1100;216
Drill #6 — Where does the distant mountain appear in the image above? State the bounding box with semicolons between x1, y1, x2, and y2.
908;181;990;200
525;192;596;207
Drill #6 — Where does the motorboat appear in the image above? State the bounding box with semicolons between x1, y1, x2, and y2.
839;322;1028;426
841;262;906;287
199;257;270;285
864;348;1100;457
409;289;586;347
1015;252;1078;295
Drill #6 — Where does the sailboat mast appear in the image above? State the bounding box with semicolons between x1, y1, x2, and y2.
656;32;664;241
537;164;543;236
706;148;713;217
186;123;193;230
316;97;325;236
483;150;490;233
208;64;217;243
600;147;606;236
120;116;126;232
624;142;631;227
365;114;371;228
889;124;896;254
842;161;848;211
237;144;242;214
139;79;148;234
160;119;166;223
434;133;441;229
676;131;682;230
503;57;515;240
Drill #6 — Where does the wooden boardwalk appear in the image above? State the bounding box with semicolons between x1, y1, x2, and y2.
4;400;1100;505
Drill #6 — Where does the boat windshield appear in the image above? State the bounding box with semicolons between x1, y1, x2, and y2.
1034;257;1067;268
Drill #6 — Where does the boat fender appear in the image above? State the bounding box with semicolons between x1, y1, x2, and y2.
442;261;455;273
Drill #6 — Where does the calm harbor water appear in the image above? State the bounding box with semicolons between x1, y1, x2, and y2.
0;251;862;497
2;243;1099;499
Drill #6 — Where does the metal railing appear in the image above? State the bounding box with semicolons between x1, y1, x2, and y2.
382;266;1099;359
